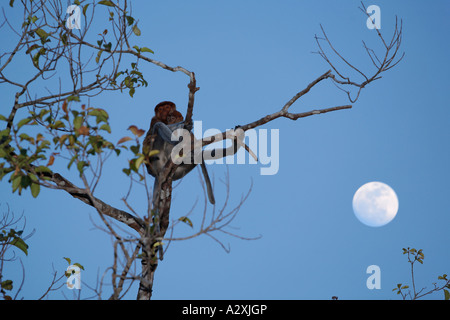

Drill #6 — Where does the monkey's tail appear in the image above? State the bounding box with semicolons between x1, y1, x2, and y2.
200;162;216;205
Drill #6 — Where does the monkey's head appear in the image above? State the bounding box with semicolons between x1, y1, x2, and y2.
167;110;184;125
154;101;176;123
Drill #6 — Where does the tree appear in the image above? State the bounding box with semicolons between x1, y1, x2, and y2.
0;205;30;300
393;247;450;300
0;1;403;299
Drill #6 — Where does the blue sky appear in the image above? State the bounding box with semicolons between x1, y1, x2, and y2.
1;0;449;300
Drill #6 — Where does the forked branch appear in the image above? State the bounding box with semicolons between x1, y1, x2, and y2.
312;2;404;102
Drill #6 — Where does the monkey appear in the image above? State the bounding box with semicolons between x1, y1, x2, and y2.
150;101;176;127
167;109;216;205
147;101;178;144
166;109;184;125
142;101;245;260
143;102;216;205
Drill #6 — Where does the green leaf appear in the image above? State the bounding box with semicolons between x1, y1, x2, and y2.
95;50;103;63
17;117;31;129
34;165;52;174
128;87;135;98
88;108;109;123
52;120;66;129
0;128;11;141
30;182;40;198
67;95;81;102
148;150;159;157
1;280;13;291
132;24;141;36
152;241;164;248
135;155;145;170
60;32;68;45
12;175;22;193
103;42;112;52
31;48;45;68
82;4;90;16
73;116;83;130
29;173;38;183
63;257;71;265
10;237;28;255
20;175;31;189
0;114;7;121
99;123;111;133
98;0;115;7
26;44;41;54
125;15;134;26
130;145;140;154
445;289;450;301
18;133;33;142
178;216;193;228
35;28;48;38
9;0;14;8
67;155;77;169
140;47;154;54
35;28;49;44
77;161;86;174
73;262;85;270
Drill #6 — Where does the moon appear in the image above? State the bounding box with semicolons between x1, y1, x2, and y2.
352;181;399;227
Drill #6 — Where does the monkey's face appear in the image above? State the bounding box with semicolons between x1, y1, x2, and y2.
155;104;176;124
167;110;184;124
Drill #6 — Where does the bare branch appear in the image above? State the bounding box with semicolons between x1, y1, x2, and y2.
312;3;404;103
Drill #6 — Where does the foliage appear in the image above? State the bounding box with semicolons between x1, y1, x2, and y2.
0;208;29;300
393;247;450;300
0;0;154;199
0;229;29;300
0;0;157;299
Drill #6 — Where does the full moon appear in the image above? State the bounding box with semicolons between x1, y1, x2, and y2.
352;181;399;227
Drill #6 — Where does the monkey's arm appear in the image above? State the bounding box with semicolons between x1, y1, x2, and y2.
167;121;185;131
152;122;180;145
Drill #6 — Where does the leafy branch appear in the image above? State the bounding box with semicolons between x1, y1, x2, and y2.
393;247;450;300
